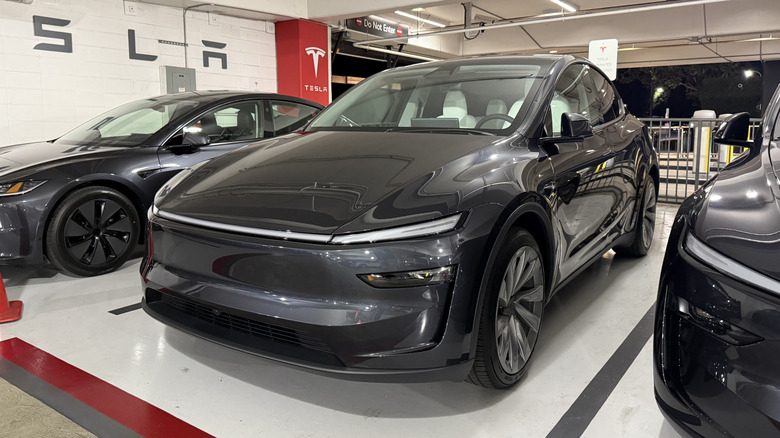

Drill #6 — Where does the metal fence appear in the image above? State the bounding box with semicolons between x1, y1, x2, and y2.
639;117;762;203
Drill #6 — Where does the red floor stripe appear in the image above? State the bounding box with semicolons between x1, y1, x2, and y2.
0;337;213;438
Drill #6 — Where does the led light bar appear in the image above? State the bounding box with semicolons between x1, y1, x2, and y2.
395;10;446;28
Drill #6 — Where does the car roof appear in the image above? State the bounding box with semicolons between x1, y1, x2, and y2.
143;90;323;107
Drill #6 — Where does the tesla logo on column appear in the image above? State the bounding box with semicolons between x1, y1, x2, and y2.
305;46;326;78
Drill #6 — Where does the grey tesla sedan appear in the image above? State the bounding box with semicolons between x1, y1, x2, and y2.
0;91;322;276
142;55;658;388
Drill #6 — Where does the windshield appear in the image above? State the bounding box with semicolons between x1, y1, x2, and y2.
55;97;201;146
310;63;543;134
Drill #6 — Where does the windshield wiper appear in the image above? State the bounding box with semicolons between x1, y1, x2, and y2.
389;128;494;136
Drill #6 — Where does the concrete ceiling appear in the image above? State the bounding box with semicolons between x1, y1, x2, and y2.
140;0;780;68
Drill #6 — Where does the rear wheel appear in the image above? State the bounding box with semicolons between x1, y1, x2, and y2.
615;178;656;257
46;186;139;277
468;229;545;389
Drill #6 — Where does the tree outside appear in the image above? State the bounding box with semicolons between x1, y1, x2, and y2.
614;61;763;118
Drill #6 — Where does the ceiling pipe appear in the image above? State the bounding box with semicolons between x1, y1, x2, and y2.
354;0;731;49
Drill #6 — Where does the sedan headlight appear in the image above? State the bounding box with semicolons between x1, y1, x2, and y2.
0;180;47;196
330;213;463;244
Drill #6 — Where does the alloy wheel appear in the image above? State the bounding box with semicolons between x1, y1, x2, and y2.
64;199;133;266
495;245;545;375
641;183;657;249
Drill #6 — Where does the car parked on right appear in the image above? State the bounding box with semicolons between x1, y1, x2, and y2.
654;84;780;437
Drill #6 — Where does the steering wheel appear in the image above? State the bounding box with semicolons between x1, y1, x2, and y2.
475;114;514;129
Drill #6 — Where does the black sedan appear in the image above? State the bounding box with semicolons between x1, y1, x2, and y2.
0;91;322;276
142;55;658;388
654;86;780;435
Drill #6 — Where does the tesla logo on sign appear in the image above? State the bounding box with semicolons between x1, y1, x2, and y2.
305;46;326;78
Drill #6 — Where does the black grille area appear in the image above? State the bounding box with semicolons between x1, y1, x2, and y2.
157;292;334;354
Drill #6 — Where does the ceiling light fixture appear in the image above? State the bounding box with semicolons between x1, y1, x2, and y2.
739;34;778;42
361;45;440;62
618;45;643;51
395;10;446;28
549;50;559;53
549;0;577;13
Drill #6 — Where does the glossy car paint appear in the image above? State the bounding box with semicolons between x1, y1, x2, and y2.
654;85;780;436
0;91;322;267
142;56;658;381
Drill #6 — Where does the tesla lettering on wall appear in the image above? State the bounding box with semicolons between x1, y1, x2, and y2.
31;15;227;68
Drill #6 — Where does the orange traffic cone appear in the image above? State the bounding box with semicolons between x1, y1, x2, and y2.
0;271;22;323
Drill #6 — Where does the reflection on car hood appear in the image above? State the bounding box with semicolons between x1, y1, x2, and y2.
692;149;780;283
159;131;503;235
0;141;124;178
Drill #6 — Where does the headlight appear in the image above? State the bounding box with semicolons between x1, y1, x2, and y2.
685;232;780;294
330;213;463;244
0;180;47;196
153;161;210;208
358;266;456;288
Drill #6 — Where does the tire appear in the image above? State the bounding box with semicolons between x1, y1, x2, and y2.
615;178;657;257
467;229;545;389
46;186;140;277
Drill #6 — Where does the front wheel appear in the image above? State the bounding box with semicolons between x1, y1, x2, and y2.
468;229;545;389
46;186;140;277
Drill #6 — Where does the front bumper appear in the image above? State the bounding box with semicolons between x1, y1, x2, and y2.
654;220;780;437
0;195;47;263
142;207;498;381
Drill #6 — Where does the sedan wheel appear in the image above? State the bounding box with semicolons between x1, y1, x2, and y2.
46;187;139;277
468;229;545;388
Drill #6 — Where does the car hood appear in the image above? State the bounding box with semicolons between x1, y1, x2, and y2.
159;130;506;235
0;141;124;178
691;149;780;282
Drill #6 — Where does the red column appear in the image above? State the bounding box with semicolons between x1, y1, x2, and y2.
276;19;331;106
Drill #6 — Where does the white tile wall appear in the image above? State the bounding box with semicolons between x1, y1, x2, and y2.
0;0;278;145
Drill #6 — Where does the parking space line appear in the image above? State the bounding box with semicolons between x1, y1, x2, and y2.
0;338;213;438
546;303;656;438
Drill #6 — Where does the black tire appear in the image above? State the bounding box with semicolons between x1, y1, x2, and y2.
46;186;140;277
468;229;545;389
615;178;657;257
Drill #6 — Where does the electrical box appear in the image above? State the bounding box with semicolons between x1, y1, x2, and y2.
160;66;196;94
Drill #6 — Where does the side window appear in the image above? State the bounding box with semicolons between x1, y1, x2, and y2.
181;100;262;144
271;101;319;136
546;64;590;136
585;69;622;126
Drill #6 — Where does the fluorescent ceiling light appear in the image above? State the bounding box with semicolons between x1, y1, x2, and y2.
549;0;577;13
739;35;778;42
361;45;439;62
549;50;558;53
395;10;446;28
618;45;643;51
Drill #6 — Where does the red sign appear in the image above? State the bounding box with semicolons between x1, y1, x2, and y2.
275;20;330;106
397;27;403;37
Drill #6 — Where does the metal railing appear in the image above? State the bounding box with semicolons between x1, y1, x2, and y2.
639;117;761;203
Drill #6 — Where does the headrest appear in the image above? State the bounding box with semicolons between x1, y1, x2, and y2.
486;99;507;115
442;91;468;119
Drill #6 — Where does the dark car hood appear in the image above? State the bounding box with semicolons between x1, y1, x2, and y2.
160;130;504;234
0;141;124;178
691;149;780;282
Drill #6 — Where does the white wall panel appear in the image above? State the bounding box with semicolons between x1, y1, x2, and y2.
0;0;279;145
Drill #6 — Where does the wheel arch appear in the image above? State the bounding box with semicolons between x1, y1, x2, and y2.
41;178;148;258
467;196;556;352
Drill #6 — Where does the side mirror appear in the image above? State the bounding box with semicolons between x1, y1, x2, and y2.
167;132;211;154
561;113;593;138
713;112;751;147
539;113;593;157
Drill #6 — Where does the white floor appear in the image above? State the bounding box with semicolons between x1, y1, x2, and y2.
0;204;682;438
